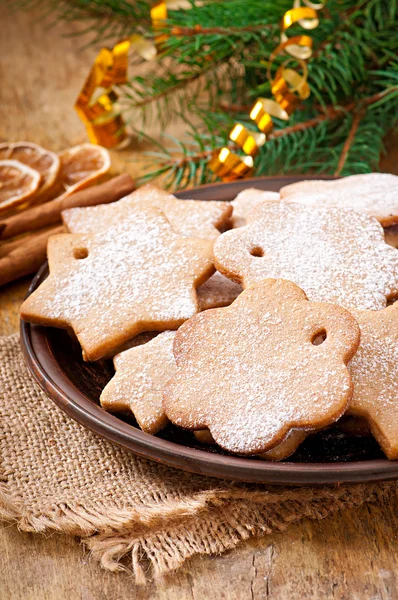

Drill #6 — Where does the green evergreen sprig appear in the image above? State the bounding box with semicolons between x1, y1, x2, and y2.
14;0;398;188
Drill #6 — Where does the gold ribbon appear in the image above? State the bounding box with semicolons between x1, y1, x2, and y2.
208;148;254;180
75;38;134;148
209;1;325;180
75;0;191;148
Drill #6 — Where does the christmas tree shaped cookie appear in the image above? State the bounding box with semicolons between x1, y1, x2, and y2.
20;207;214;361
163;279;360;455
214;201;398;311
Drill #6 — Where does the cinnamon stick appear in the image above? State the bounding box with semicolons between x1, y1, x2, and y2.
0;226;65;287
0;173;135;240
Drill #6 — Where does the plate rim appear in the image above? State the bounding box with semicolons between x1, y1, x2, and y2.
19;176;398;485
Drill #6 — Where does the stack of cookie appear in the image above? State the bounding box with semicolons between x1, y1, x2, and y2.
20;173;398;461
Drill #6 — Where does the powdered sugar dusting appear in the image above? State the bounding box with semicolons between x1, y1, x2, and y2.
21;207;214;360
280;173;398;225
163;279;358;454
348;307;398;458
231;188;280;228
62;183;232;240
101;331;176;434
214;201;398;311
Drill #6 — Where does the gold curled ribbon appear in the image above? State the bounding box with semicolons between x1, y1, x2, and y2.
281;7;319;32
75;39;132;148
229;124;266;156
249;98;289;133
75;0;197;147
209;1;325;180
293;0;326;28
208;148;254;180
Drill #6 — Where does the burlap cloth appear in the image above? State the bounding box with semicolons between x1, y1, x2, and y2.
1;334;397;583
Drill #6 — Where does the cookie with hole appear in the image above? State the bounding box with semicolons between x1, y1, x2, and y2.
20;206;214;361
163;278;360;455
213;201;398;311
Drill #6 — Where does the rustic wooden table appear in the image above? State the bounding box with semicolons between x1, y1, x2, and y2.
1;7;398;599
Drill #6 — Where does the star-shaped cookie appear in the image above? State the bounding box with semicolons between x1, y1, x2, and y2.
101;331;176;434
347;306;398;459
62;184;232;240
230;188;280;228
214;201;398;311
280;173;398;226
163;278;359;455
20;207;214;361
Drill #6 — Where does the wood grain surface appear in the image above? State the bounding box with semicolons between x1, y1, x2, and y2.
1;5;398;599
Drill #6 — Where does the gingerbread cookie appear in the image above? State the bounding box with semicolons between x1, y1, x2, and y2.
280;173;398;226
260;430;308;461
347;306;398;459
214;201;398;311
194;428;306;461
163;278;360;455
62;184;232;240
197;271;242;311
101;331;176;434
20;207;214;361
231;188;280;228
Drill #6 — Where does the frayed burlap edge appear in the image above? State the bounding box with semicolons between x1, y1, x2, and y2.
1;473;396;584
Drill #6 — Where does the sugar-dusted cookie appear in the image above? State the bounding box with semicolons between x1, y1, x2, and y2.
260;430;308;461
347;306;398;459
20;207;214;361
197;271;242;311
214;201;398;311
280;173;398;226
194;428;306;461
231;188;280;228
101;331;176;434
62;183;232;240
163;279;360;455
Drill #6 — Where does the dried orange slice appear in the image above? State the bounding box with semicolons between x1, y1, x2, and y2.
0;142;60;199
54;143;111;200
0;160;41;215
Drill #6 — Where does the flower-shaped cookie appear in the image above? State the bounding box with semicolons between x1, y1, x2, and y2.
214;201;398;311
101;331;176;434
62;184;232;241
280;173;398;226
163;279;360;455
20;207;214;361
348;306;398;459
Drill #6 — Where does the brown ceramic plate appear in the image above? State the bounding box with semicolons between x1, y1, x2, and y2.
20;176;398;485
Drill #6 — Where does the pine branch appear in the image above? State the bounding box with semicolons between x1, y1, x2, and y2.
334;109;367;176
140;85;398;188
170;24;274;36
